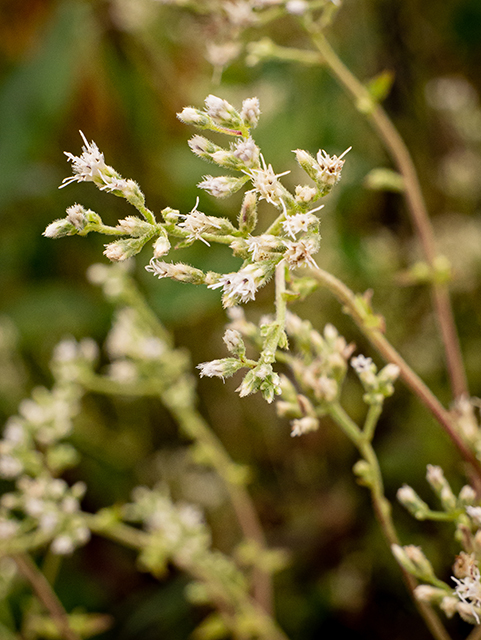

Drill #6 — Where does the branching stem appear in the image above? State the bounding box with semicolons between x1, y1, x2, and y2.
306;30;467;400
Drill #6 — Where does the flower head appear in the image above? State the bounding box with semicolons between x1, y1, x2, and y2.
60;131;115;189
208;263;267;307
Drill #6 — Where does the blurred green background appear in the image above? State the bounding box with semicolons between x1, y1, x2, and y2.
1;0;481;638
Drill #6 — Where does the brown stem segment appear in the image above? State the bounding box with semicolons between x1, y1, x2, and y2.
309;31;468;400
13;553;80;640
310;265;481;482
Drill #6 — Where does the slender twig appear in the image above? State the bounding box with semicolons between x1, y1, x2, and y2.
86;516;288;640
12;553;80;640
327;404;452;640
309;264;481;482
305;30;467;400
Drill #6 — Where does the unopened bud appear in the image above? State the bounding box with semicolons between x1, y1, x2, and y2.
103;237;146;261
414;585;448;605
459;485;477;506
238;191;258;234
65;204;88;230
43;218;77;238
426;465;457;511
152;233;171;259
204;95;242;130
145;259;205;284
240;97;261;128
198;175;248;198
397;484;430;519
116;216;151;237
177;107;211;128
223;329;246;358
197;358;245;381
161;208;181;224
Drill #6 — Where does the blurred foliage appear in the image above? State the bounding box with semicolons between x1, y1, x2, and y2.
1;0;481;638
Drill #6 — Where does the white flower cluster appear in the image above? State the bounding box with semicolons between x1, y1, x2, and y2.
275;315;355;434
124;486;210;566
59;131;142;201
0;476;89;555
351;354;400;404
0;384;82;481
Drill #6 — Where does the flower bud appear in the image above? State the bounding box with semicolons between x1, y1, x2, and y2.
65;204;88;230
43;218;77;239
145;259;206;284
116;216;151;237
177;107;211;128
223;329;246;358
238;191;258;234
152;233;171;259
103;237;146;261
397;484;430;519
240;97;261;128
196;358;244;381
290;416;319;437
414;585;448;604
198;175;248;198
426;464;457;511
204;95;243;130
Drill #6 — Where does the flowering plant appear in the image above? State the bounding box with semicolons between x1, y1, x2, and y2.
2;2;481;639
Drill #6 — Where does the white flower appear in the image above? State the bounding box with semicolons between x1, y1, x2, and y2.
208;264;265;307
351;354;374;374
316;147;351;186
240;97;261;128
290;416;319;437
283;238;319;268
60;131;113;189
246;234;281;261
176;198;221;245
249;161;290;208
295;184;317;203
453;562;481;624
282;212;319;239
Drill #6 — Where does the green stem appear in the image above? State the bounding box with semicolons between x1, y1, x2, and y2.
86;516;287;640
309;264;481;482
305;30;467;400
326;403;452;640
363;402;383;442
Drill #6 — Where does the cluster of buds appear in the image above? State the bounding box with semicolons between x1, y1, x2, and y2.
0;341;93;557
0;475;89;555
104;307;189;385
45;95;350;404
286;314;354;397
395;464;481;625
274;315;355;434
295;146;351;198
123;486;210;571
197;326;282;403
350;354;400;405
0;383;83;481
